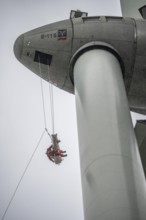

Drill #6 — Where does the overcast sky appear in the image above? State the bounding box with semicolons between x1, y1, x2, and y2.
1;0;146;220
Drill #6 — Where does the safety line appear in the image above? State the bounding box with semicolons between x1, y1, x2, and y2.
51;85;55;134
1;129;46;220
47;65;55;134
38;59;55;135
45;128;52;140
38;61;47;129
49;83;55;134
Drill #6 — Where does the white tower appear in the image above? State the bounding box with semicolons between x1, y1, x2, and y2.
73;49;146;220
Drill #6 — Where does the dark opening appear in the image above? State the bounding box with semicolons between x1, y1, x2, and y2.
137;120;146;125
70;10;88;19
34;51;52;65
139;5;146;19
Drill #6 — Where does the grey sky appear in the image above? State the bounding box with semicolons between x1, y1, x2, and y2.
0;0;146;220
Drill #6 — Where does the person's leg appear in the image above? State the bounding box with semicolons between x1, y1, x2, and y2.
61;154;67;157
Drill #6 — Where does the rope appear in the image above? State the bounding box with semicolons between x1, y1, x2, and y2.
2;129;46;220
38;60;47;129
45;128;52;141
47;65;55;134
49;82;55;134
38;59;55;135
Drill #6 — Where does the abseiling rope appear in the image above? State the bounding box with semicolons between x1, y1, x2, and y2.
38;59;47;129
38;58;55;136
48;65;55;134
1;129;46;220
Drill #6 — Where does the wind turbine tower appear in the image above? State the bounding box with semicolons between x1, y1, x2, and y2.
14;1;146;219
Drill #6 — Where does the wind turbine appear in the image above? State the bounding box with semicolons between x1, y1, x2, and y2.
14;0;146;219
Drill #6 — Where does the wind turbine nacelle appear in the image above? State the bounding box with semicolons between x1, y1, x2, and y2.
14;15;146;114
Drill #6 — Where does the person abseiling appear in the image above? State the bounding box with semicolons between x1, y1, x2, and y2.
46;134;67;164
